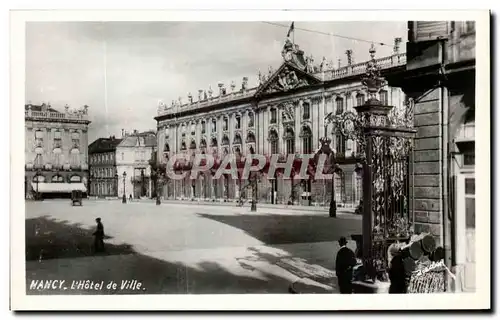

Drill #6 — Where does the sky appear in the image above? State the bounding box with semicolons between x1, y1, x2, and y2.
26;21;408;143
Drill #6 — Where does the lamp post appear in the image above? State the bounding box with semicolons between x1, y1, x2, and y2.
141;168;145;198
122;171;127;203
114;172;118;197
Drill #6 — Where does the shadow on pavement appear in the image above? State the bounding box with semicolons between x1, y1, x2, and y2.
26;216;304;295
26;216;134;261
27;250;296;295
196;213;361;245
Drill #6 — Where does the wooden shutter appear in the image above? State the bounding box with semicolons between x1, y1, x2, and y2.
414;21;449;42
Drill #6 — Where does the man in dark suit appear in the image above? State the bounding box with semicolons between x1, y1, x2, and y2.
335;237;357;294
93;217;105;253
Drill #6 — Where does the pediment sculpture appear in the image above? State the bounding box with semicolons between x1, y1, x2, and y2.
268;67;309;93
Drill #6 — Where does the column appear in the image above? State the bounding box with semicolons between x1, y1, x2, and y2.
295;100;301;153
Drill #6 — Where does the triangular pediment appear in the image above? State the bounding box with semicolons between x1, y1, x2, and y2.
255;62;322;97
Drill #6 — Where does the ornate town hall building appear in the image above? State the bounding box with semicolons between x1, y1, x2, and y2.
154;38;408;206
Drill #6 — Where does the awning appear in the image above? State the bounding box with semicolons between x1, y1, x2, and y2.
30;182;87;193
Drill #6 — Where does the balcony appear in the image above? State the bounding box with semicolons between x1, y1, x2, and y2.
25;110;89;122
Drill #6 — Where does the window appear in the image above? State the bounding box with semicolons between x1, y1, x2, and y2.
35;130;44;147
121;152;124;161
336;134;346;156
302;126;313;154
71;132;80;149
53;130;62;148
248;112;254;127
191;123;196;135
270;108;277;124
269;130;279;154
465;21;475;33
235;116;241;129
464;153;475;166
223;118;229;131
233;134;242;145
380;90;388;105
285;128;295;154
336;97;344;114
303;102;310;120
70;148;80;168
222;135;230;146
212;119;217;133
53;148;62;168
356;93;365;107
201;121;206;134
181;124;186;136
465;177;475;228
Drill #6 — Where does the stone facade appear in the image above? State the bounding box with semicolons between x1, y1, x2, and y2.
154;41;407;206
388;21;476;291
115;131;156;199
88;136;122;197
25;103;90;198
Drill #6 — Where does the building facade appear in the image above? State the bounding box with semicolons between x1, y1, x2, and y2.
88;136;122;198
387;21;476;291
115;130;157;199
25;103;90;199
154;38;408;206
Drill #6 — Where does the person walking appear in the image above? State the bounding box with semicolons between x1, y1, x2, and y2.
335;236;357;294
93;217;105;253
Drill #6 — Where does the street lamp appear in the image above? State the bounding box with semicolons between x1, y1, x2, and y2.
122;171;127;203
114;172;119;197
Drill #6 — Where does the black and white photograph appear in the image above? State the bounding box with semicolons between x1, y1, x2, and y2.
9;9;490;311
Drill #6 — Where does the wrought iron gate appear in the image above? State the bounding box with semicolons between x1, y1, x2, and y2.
324;44;416;280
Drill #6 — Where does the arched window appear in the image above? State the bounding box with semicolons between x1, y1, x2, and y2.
246;132;256;143
52;175;64;183
269;129;279;154
164;143;170;153
301;126;313;154
284;127;295;155
211;119;217;133
200;139;207;149
189;140;197;150
33;175;45;182
201;121;206;134
303;102;310;120
210;137;218;147
221;135;230;146
233;133;242;145
356;93;365;106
